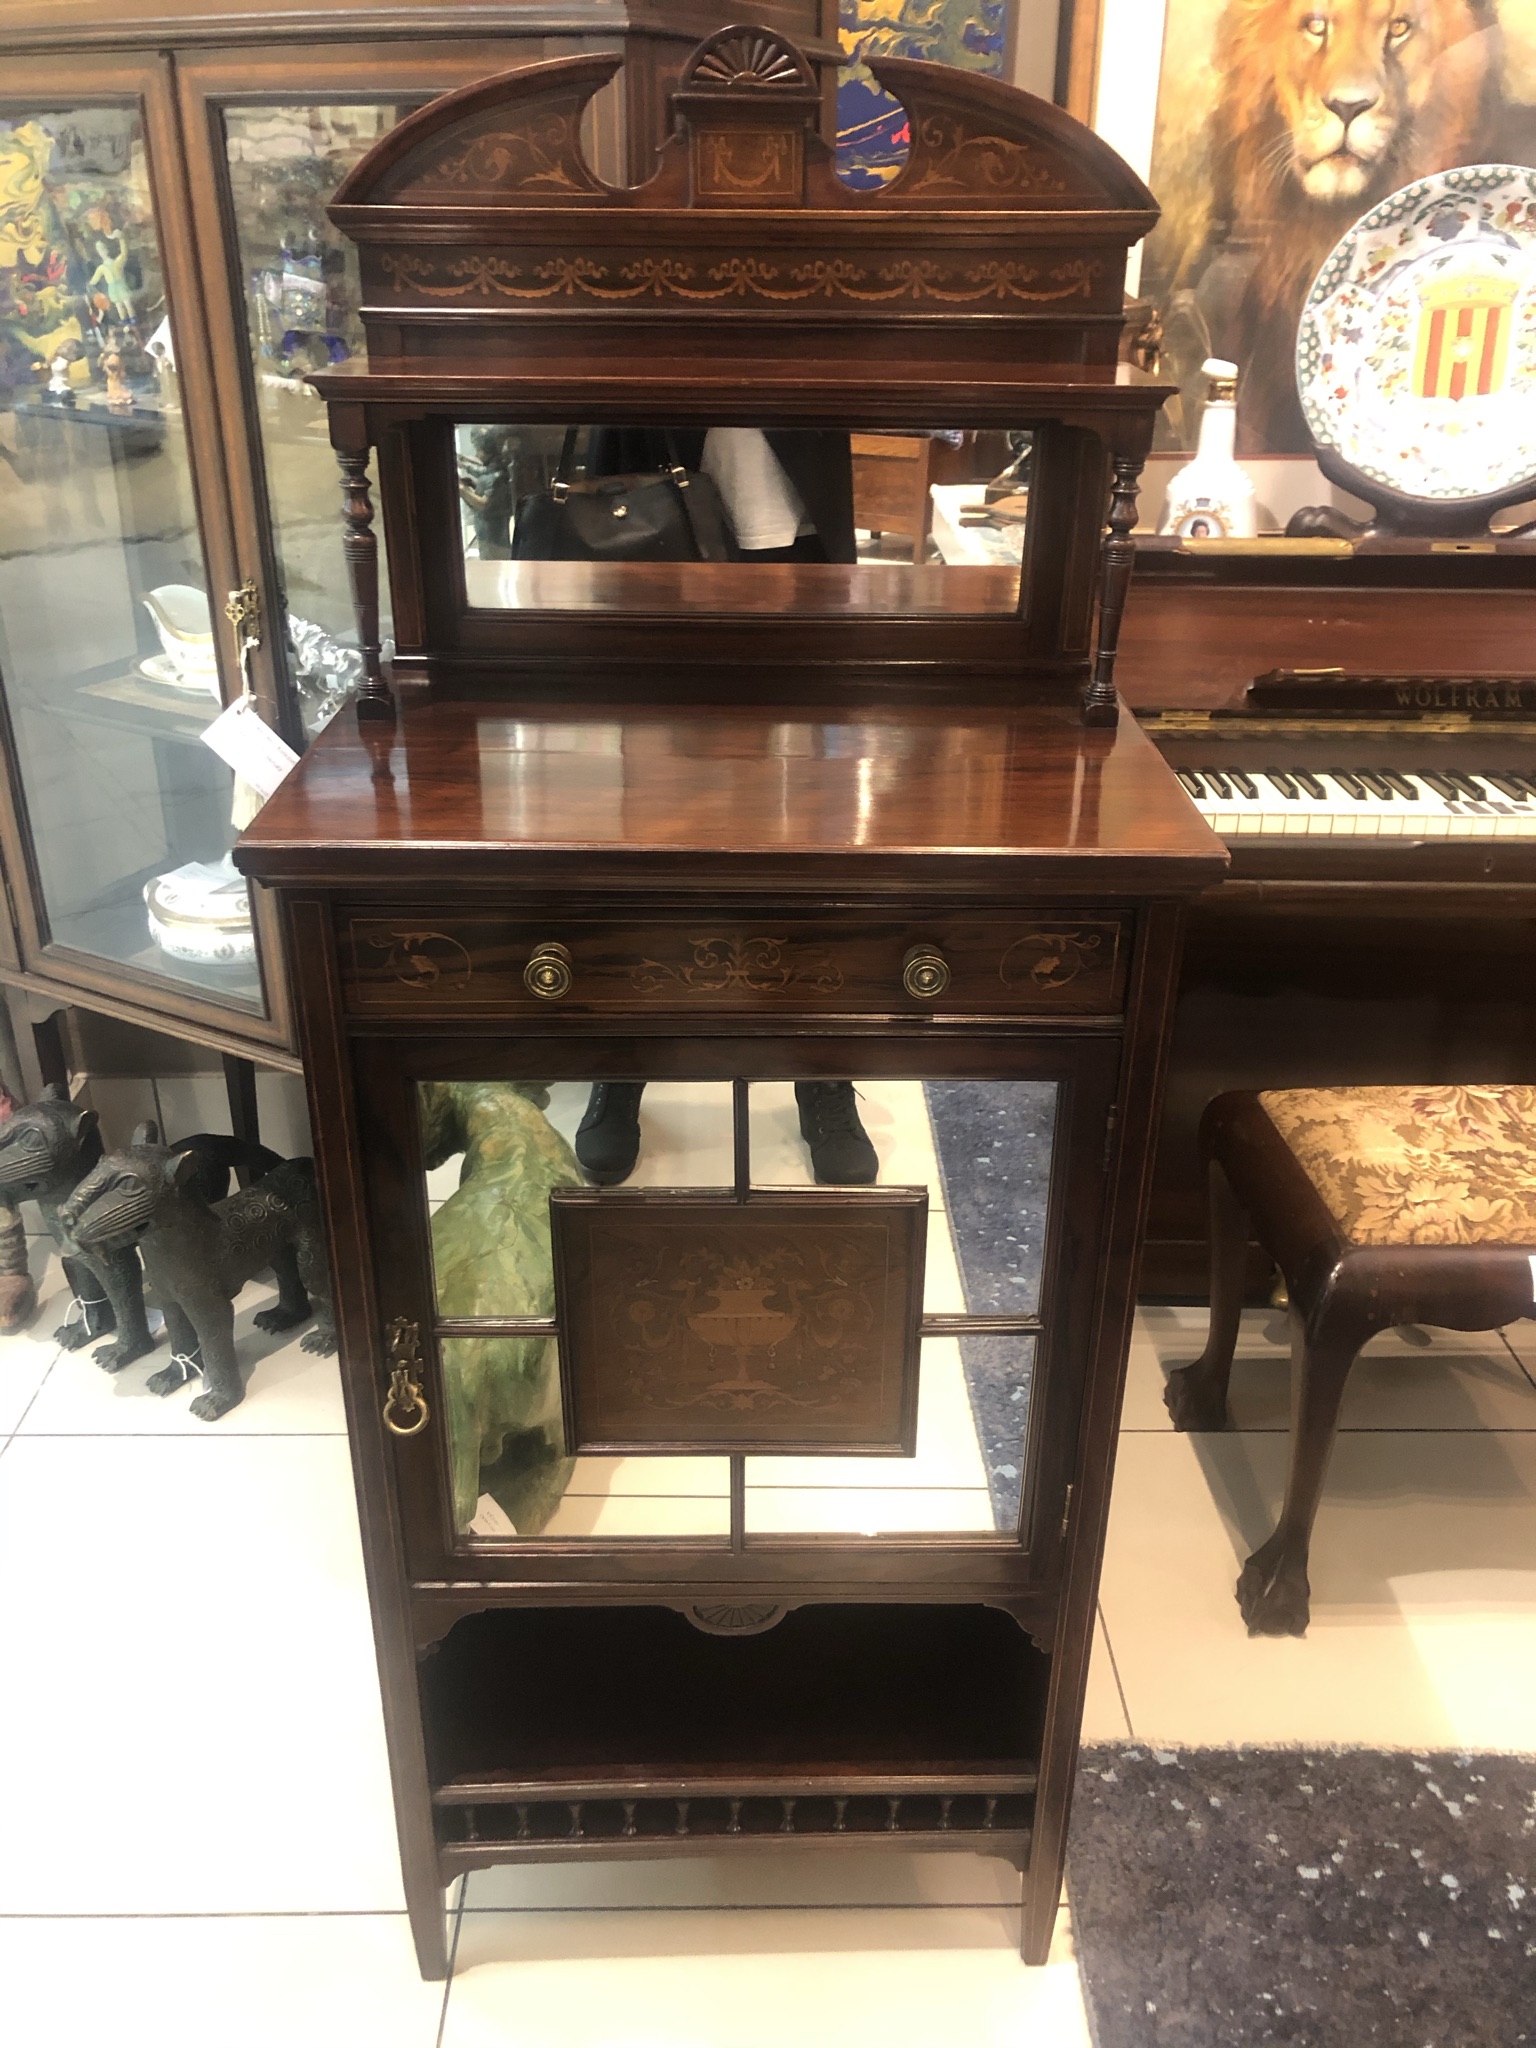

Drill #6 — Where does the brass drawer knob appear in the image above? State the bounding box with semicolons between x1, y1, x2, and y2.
524;941;573;1001
902;944;950;1000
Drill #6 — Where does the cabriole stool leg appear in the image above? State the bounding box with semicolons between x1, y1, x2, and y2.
1164;1160;1249;1430
1237;1302;1368;1637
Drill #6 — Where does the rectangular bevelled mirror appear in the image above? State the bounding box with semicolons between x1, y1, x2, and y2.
414;1076;1056;1546
454;426;1030;615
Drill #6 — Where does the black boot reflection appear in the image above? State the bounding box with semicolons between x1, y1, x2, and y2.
573;1082;878;1186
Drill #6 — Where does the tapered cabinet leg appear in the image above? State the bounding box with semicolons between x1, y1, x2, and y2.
1237;1303;1369;1637
407;1879;451;1981
1165;1160;1249;1430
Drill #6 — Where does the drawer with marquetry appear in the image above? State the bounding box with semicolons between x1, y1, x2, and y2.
337;912;1129;1017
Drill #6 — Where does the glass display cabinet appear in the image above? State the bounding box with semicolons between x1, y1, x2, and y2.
236;31;1226;1978
0;0;834;1063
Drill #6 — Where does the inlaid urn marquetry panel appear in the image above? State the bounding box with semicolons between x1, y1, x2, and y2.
549;1189;926;1455
340;913;1129;1015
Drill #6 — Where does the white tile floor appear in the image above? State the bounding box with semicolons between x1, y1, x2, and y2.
3;1153;1535;2040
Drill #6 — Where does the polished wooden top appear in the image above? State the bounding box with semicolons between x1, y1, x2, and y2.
236;695;1226;897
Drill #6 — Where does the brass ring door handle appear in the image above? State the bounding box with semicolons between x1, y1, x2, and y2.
524;941;573;1000
902;944;951;1000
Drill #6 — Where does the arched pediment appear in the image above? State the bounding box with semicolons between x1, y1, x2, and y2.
330;29;1155;221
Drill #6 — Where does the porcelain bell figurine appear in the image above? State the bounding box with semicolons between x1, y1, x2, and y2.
1160;358;1258;541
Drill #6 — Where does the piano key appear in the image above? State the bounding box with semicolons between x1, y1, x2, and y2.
1262;769;1300;799
1328;771;1369;800
1448;772;1490;801
1203;768;1232;799
1514;774;1536;798
1177;767;1536;841
1229;770;1259;800
1482;774;1532;801
1176;770;1206;799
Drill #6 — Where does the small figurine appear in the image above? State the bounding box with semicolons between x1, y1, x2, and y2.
0;1083;34;1334
89;234;136;324
0;1085;280;1370
0;1202;33;1336
420;1081;584;1532
98;340;134;412
61;1124;335;1422
46;337;84;402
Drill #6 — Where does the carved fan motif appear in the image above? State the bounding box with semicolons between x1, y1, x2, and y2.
689;1602;786;1635
682;30;815;93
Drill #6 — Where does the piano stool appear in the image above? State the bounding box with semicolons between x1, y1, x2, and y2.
1163;1084;1536;1636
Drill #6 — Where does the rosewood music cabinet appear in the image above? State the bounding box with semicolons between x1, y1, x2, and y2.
235;31;1225;1977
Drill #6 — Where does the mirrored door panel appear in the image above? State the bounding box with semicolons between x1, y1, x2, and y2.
0;99;263;1011
413;1075;1057;1548
418;1080;735;1542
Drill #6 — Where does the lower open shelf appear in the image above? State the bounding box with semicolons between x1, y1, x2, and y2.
421;1602;1044;1871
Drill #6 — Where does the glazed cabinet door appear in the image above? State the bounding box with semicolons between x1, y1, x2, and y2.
173;38;625;746
0;55;291;1055
349;1031;1121;1594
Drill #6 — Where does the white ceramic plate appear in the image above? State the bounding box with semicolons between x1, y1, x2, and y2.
1296;164;1536;502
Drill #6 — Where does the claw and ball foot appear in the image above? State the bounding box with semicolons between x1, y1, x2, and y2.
1236;1533;1312;1636
1163;1358;1231;1431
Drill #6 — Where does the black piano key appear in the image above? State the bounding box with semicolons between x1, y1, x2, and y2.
1294;771;1327;799
1329;770;1369;800
1203;769;1233;799
1383;772;1419;800
1449;773;1490;802
1176;769;1207;799
1262;768;1300;799
1358;772;1394;800
1421;772;1460;800
1482;774;1532;801
1512;773;1536;798
1229;770;1259;799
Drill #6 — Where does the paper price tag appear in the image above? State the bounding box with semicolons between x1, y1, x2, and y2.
200;697;300;804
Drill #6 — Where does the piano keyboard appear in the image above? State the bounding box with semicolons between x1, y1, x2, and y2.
1176;767;1536;839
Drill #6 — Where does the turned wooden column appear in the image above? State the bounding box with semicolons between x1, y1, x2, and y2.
335;436;392;723
1082;452;1143;728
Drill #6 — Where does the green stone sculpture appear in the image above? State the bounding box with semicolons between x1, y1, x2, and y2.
419;1082;585;1535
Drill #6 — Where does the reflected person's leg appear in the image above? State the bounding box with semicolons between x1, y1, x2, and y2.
796;1082;877;1185
575;1084;646;1184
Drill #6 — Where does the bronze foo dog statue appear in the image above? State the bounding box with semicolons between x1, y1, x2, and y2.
0;1084;280;1369
61;1122;335;1421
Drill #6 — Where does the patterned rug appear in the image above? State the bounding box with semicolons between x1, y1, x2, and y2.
1069;1745;1536;2047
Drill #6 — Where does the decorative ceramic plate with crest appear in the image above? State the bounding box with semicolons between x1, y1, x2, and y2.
1296;164;1536;501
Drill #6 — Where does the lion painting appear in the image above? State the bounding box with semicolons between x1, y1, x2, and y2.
1141;0;1536;451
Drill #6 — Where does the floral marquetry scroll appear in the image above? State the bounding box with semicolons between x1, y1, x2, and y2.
549;1189;926;1455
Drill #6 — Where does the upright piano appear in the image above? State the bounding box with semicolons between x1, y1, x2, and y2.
1120;569;1536;1297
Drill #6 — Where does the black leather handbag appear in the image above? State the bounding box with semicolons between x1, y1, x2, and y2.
511;429;737;563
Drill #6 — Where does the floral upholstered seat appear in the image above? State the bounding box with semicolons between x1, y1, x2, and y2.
1258;1085;1536;1248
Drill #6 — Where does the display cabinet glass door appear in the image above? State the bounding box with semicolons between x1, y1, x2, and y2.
0;81;266;1017
376;1050;1111;1570
176;42;605;739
